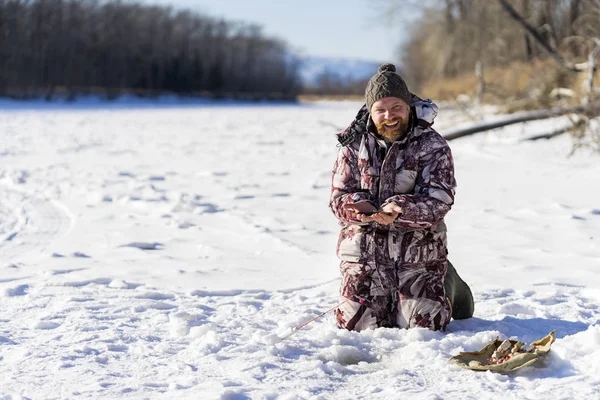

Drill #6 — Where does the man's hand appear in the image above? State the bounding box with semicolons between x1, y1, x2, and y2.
343;200;378;214
343;201;378;222
371;203;402;225
343;201;402;225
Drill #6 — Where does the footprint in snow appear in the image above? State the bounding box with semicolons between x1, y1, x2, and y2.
234;195;255;200
5;232;18;241
120;242;164;251
107;344;128;352
178;221;195;229
0;336;16;345
197;203;223;214
52;268;87;276
4;284;29;297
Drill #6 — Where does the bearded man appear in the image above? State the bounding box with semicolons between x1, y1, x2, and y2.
330;63;473;331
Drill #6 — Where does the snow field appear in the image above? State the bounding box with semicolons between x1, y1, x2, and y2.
0;100;599;399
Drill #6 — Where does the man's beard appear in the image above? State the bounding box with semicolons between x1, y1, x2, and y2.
375;117;409;143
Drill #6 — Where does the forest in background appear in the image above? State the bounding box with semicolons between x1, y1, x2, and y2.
395;0;600;105
0;0;300;100
1;0;600;103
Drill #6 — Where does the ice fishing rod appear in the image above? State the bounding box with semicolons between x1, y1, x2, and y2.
275;298;351;342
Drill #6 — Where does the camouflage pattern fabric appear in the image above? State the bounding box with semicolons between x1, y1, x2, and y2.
330;99;456;331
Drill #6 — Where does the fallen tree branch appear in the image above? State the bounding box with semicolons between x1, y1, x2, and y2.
522;120;586;141
522;126;570;141
444;102;600;141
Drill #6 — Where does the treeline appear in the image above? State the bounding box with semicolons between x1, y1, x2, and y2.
0;0;301;100
303;69;369;96
400;0;600;90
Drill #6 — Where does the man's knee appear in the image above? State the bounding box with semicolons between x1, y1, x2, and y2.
335;294;399;331
396;297;451;331
335;299;378;331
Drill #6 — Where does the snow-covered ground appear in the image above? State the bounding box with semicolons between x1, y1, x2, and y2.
1;99;599;399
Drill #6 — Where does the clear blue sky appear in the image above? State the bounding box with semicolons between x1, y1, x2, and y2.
138;0;411;62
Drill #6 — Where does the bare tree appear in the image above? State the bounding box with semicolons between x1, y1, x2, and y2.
375;0;600;151
392;0;600;86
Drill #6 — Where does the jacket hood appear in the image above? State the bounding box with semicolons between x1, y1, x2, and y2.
413;97;438;126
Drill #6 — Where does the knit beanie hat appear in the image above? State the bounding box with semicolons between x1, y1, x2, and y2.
365;63;411;111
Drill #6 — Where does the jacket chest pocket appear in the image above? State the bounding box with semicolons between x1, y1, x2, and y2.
395;169;417;194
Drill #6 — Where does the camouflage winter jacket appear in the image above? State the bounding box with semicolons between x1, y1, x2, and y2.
330;99;456;266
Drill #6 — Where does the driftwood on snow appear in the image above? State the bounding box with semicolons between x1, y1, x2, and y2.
522;120;585;141
443;102;600;141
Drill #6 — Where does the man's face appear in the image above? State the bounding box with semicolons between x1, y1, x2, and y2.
370;97;410;143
